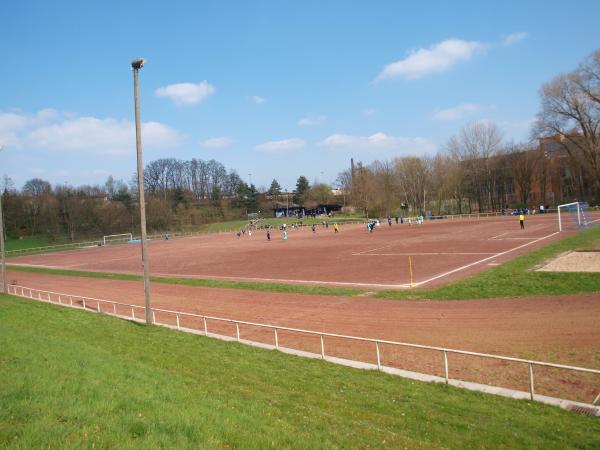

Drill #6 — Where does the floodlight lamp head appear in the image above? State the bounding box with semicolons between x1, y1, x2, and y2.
131;58;146;70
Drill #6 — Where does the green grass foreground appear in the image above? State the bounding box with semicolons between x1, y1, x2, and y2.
1;295;598;449
377;224;600;300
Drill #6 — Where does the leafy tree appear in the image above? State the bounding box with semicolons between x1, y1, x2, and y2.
267;179;282;195
236;183;259;211
294;176;310;204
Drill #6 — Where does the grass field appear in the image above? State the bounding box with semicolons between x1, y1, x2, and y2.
1;295;598;449
195;214;364;234
4;235;70;252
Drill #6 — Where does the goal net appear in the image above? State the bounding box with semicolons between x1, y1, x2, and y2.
102;233;133;245
557;202;589;231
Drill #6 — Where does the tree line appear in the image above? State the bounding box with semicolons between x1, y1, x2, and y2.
337;49;600;216
1;49;599;241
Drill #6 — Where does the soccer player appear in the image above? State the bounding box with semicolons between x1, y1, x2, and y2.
283;230;288;240
267;230;271;241
333;223;339;233
519;213;525;229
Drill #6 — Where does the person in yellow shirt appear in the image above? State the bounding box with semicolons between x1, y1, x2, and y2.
519;213;525;229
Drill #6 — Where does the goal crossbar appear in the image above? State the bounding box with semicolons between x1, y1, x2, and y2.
557;202;587;232
102;233;133;245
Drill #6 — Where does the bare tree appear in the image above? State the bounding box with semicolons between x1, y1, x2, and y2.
507;143;543;206
536;49;600;201
447;122;504;211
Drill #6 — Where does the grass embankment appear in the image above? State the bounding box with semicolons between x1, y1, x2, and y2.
1;295;598;449
377;224;600;300
196;215;364;234
5;235;73;252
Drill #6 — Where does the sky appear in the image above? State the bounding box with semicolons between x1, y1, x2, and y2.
1;0;599;192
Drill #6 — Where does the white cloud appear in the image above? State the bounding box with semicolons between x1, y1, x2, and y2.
375;39;486;81
155;81;215;106
202;136;236;149
432;103;482;121
319;132;435;155
363;108;377;117
250;95;267;104
502;32;529;47
297;115;326;126
0;109;184;156
255;138;305;154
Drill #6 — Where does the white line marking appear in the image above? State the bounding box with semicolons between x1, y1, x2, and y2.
489;232;508;240
352;243;398;255
354;252;497;256
413;231;560;287
150;273;412;289
500;237;542;240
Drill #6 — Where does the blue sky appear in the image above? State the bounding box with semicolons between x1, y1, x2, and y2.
1;0;599;191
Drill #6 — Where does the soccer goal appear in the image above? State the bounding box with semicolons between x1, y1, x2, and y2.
557;202;589;231
102;233;133;245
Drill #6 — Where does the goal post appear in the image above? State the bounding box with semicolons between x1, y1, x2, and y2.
557;202;588;231
102;233;133;245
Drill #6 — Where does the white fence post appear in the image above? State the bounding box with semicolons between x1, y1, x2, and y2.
152;310;156;324
131;307;135;320
203;317;208;335
274;328;279;349
69;296;73;306
236;323;240;342
320;335;325;359
113;303;116;315
443;351;449;384
176;313;181;330
528;363;535;401
375;341;381;370
82;298;86;309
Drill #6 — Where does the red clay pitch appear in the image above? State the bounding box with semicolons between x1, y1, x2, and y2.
9;214;598;288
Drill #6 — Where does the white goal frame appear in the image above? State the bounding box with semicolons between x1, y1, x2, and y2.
557;202;586;231
102;233;133;245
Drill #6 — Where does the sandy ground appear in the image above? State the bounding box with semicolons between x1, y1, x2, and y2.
8;269;600;403
10;214;596;288
538;251;600;272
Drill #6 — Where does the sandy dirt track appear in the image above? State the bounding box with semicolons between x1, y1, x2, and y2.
8;270;600;403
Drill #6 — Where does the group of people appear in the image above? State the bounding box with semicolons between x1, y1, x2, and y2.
241;221;342;241
368;215;425;233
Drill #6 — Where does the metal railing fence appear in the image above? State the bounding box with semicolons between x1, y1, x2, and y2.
6;284;600;408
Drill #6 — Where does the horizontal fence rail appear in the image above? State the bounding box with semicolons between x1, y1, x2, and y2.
6;284;600;410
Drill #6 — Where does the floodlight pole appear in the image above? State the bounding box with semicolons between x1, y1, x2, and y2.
132;58;152;325
0;146;7;294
